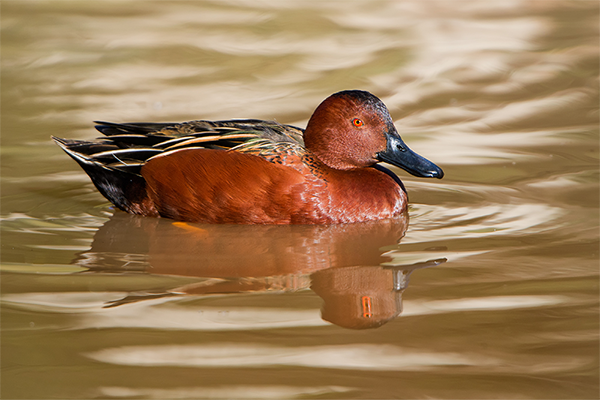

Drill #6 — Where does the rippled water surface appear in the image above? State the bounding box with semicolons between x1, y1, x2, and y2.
2;1;598;399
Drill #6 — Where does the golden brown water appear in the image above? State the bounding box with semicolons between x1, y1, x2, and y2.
2;1;598;399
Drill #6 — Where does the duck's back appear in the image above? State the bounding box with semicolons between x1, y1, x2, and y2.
60;119;305;172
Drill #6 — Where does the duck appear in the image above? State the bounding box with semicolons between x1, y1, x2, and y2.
53;90;443;224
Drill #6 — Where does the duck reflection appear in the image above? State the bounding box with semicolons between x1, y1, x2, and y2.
74;211;444;329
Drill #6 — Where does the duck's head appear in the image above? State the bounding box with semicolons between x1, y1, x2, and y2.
304;90;443;178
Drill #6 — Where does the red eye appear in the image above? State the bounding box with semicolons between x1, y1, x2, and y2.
352;118;364;127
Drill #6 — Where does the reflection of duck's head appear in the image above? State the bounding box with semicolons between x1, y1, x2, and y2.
310;266;402;330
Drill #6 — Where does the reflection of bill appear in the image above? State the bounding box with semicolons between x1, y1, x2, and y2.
75;212;444;329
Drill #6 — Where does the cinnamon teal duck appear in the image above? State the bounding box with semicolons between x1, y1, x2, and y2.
53;90;443;224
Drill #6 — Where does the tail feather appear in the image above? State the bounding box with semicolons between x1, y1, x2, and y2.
52;136;156;216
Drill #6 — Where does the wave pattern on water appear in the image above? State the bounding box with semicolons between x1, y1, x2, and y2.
1;0;598;399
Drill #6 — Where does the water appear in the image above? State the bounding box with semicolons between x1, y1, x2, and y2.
2;1;598;398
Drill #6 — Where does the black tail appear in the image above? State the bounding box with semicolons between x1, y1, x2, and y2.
53;137;150;214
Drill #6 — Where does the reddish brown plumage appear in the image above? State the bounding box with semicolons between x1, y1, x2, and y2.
139;148;406;224
53;90;443;224
142;148;304;224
